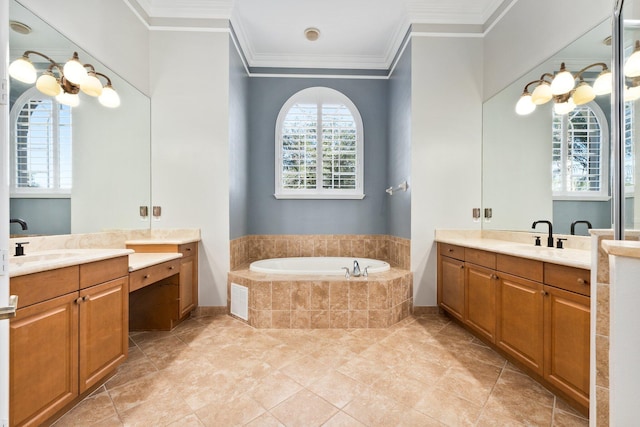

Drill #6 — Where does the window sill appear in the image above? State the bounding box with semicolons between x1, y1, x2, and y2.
274;193;365;200
10;192;71;199
552;195;611;202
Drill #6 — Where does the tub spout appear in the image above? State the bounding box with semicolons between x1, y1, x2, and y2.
342;267;351;279
353;260;361;277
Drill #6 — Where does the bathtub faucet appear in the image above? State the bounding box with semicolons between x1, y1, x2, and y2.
353;260;361;277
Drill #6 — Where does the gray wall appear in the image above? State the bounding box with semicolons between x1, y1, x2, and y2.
247;77;389;235
228;39;250;239
10;198;70;236
387;41;412;239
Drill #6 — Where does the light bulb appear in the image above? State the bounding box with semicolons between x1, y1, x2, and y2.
63;53;88;84
531;82;553;105
625;41;640;77
98;85;120;108
593;70;612;95
36;72;61;96
554;98;576;115
572;82;595;105
625;85;640;101
80;72;103;97
8;56;36;83
515;93;536;115
550;63;575;95
56;91;80;107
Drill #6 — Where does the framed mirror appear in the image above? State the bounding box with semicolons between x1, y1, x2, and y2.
482;20;613;235
8;0;151;237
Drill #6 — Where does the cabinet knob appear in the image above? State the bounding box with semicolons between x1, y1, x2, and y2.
144;274;150;279
448;249;454;253
459;265;464;269
541;290;548;296
169;266;174;270
577;278;588;285
490;274;499;280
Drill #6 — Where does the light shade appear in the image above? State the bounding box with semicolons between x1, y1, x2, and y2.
531;82;553;105
573;82;595;105
554;98;576;115
63;54;88;84
80;72;103;97
550;64;575;95
515;93;536;115
56;91;80;107
98;85;120;108
625;41;640;77
36;72;61;96
8;56;36;83
593;70;612;95
626;85;640;101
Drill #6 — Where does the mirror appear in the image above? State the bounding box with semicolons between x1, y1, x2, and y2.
8;0;151;236
482;20;614;235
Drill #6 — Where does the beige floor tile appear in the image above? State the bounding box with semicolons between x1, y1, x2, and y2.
342;388;401;426
413;389;483;426
249;371;305;409
270;389;338;426
195;393;266;426
53;387;118;427
307;370;368;408
322;411;366;427
53;314;588;426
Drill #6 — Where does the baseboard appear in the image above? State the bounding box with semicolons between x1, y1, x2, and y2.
412;306;440;315
192;306;228;317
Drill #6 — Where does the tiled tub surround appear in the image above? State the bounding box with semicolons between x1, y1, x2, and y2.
229;234;412;328
228;267;412;328
230;234;410;270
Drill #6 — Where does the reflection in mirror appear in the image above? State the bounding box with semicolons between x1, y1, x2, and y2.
482;20;615;235
624;4;640;231
8;0;151;237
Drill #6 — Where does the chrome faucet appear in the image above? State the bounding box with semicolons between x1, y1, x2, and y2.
10;218;28;230
570;220;593;235
353;260;361;277
532;220;554;248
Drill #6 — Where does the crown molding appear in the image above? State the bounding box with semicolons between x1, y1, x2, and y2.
132;0;232;19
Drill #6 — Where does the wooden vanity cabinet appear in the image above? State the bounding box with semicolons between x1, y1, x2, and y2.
10;257;129;427
126;242;198;320
437;242;591;414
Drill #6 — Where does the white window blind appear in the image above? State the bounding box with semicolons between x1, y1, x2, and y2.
10;88;72;196
276;87;364;199
552;102;608;199
625;102;635;193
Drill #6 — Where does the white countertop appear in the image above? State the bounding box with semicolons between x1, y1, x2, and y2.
602;240;640;260
128;253;183;272
9;249;134;277
436;233;591;269
125;238;199;245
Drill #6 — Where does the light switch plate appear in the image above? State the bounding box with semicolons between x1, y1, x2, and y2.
0;78;7;105
0;249;7;276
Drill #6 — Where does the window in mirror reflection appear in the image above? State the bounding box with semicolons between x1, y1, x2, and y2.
10;87;72;195
625;102;635;194
552;102;608;199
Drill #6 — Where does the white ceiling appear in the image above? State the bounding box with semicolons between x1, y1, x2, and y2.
131;0;511;70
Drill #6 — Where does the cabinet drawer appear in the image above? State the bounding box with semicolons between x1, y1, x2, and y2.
10;266;79;308
129;259;180;293
80;256;129;289
439;243;465;261
544;263;591;297
465;248;496;269
497;254;543;282
178;242;197;257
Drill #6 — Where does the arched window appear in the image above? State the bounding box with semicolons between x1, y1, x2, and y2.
10;87;72;196
275;87;364;199
552;102;609;199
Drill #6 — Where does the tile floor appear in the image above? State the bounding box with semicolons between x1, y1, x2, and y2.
53;313;589;426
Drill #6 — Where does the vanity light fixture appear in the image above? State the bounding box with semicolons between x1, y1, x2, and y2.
8;50;120;108
515;62;612;116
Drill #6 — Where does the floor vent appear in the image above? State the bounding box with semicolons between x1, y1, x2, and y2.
230;283;249;320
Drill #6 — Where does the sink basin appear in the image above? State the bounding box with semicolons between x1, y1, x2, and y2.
9;249;107;267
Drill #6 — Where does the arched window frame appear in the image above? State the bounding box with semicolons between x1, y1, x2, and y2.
10;86;72;197
551;101;609;200
274;87;364;199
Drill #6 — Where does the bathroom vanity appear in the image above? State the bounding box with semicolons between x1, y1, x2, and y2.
436;233;590;415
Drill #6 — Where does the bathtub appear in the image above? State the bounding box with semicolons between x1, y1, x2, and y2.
249;257;390;275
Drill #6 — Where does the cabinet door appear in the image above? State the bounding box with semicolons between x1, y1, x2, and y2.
544;285;590;408
496;273;544;375
179;256;195;318
10;293;79;427
79;277;129;393
438;256;465;321
465;264;497;343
